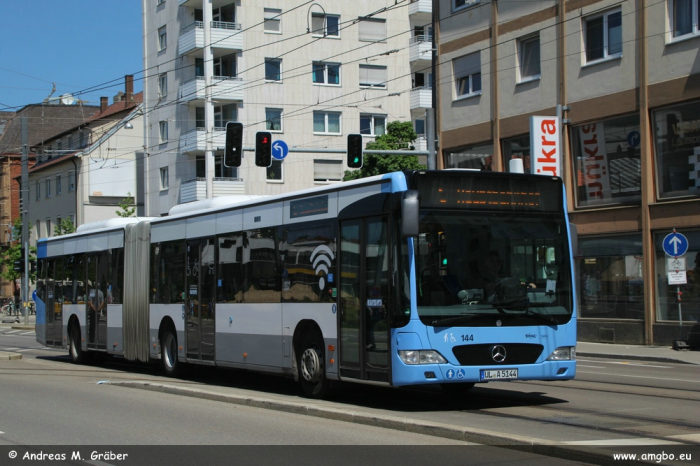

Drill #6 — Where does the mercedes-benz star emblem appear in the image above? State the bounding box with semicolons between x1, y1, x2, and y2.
491;345;507;363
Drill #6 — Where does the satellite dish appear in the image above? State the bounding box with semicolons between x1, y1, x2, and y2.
60;93;76;105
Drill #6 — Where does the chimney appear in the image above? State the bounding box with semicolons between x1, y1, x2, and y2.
125;75;134;104
100;97;108;113
113;91;124;104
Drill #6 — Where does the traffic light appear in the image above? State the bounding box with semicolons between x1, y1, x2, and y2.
224;122;243;167
13;249;24;273
347;134;363;169
255;131;272;167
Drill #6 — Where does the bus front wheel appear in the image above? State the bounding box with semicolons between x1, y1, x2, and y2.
298;331;328;399
161;328;180;377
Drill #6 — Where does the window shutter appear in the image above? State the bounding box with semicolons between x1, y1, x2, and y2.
359;18;386;41
453;52;480;79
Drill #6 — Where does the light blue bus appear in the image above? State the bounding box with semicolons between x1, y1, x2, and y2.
35;170;576;398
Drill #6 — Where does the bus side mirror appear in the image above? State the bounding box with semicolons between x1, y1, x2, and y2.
401;190;419;237
569;223;578;257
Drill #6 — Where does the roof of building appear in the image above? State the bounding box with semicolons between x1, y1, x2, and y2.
0;104;100;155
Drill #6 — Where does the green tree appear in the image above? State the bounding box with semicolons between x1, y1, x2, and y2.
0;217;37;285
116;192;136;218
343;121;425;181
53;218;76;236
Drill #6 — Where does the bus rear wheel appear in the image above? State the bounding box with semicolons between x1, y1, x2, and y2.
161;328;180;377
69;324;87;364
298;331;328;399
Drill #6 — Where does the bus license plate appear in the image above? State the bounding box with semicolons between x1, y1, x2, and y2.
480;369;518;380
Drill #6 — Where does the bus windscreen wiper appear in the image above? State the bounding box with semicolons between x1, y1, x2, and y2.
431;314;478;327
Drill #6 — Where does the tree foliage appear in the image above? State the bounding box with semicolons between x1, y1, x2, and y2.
343;121;426;181
0;217;37;285
53;218;76;236
116;192;136;218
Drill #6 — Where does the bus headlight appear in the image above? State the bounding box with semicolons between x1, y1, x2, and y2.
399;350;447;365
546;346;576;361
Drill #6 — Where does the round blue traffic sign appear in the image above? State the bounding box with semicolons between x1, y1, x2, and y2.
662;232;689;257
271;140;289;160
627;130;640;148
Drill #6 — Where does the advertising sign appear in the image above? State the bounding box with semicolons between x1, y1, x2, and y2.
530;116;561;177
578;123;612;201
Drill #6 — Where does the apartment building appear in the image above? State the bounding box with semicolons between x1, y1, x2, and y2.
435;0;700;346
141;0;414;216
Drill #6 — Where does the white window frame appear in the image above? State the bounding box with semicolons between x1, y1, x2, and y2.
453;0;480;13
158;26;167;51
313;111;342;135
312;62;341;86
359;64;387;88
266;159;284;183
360;114;387;137
311;13;340;38
358;17;386;42
158;73;167;99
265;108;283;132
160;167;169;190
264;8;282;34
45;218;52;238
517;34;541;83
159;120;168;144
265;58;282;82
314;159;342;183
56;175;62;195
453;52;482;100
668;0;700;41
583;8;622;65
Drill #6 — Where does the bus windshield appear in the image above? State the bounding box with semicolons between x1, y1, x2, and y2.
414;210;573;327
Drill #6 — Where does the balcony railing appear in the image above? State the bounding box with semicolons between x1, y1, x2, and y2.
180;177;245;203
179;21;243;55
179;76;245;102
180;127;226;154
409;0;432;15
409;37;434;63
410;86;432;110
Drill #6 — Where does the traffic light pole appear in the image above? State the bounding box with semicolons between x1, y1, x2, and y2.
21;117;29;325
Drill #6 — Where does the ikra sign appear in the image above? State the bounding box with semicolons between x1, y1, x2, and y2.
530;116;561;177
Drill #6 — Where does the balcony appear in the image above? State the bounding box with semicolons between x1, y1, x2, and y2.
180;177;245;203
409;0;432;16
180;127;226;154
179;76;245;103
410;86;432;110
179;21;243;56
412;136;427;152
409;35;433;64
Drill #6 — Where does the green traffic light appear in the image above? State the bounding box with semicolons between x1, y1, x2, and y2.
442;258;447;265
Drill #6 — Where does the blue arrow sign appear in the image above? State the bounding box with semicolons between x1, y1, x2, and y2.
272;140;288;160
663;231;689;257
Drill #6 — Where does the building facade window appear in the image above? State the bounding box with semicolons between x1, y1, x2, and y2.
311;13;339;37
570;113;642;207
160;167;169;190
196;155;236;179
453;0;479;12
314;159;342;183
267;159;283;182
46;218;52;238
414;119;425;136
502;134;532;173
159;121;168;144
360;114;386;136
265;58;282;81
265;108;283;132
358;17;386;42
313;111;341;134
359;64;387;88
653;101;700;199
79;132;85;148
56;175;61;195
36;180;40;201
45;178;51;198
264;8;282;33
654;229;700;322
584;9;622;63
68;171;75;191
312;62;340;85
453;52;481;98
576;234;644;320
444;141;494;170
670;0;700;38
159;73;167;99
158;26;167;51
518;34;541;82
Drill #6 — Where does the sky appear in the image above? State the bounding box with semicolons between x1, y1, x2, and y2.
0;1;144;111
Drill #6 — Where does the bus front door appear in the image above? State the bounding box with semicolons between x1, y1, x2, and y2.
338;217;390;383
45;260;58;346
185;238;216;361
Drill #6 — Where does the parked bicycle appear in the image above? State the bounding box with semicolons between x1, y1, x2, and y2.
2;300;18;316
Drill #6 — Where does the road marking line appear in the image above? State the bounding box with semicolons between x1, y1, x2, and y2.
1;347;20;351
562;438;681;446
577;358;671;369
577;364;605;369
21;332;35;335
578;371;700;383
6;330;20;334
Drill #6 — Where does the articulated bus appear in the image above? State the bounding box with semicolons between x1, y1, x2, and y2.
35;170;577;398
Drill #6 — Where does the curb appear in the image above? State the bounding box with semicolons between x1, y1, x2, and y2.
0;351;22;360
110;381;664;466
576;351;698;365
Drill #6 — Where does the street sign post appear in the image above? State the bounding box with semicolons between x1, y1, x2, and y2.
272;140;289;160
662;230;690;349
662;231;689;257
